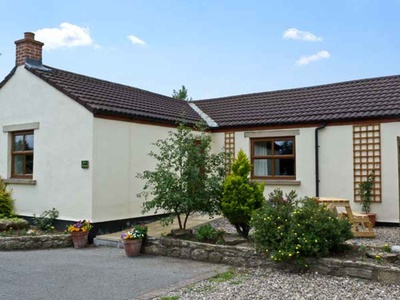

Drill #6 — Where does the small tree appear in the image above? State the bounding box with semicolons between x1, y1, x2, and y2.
0;176;14;218
221;150;265;238
137;124;226;229
172;85;192;100
359;172;375;214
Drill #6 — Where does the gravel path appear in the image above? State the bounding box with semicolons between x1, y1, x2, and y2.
158;218;400;299
158;267;400;300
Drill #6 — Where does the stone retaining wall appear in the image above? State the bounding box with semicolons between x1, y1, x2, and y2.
143;237;400;285
0;234;72;251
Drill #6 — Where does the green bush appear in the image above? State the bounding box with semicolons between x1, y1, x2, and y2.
33;208;59;231
0;176;14;218
195;223;224;243
221;150;265;238
138;124;227;230
251;189;353;265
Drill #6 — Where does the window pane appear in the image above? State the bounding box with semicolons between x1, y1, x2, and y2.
25;134;34;151
13;135;24;151
26;155;34;174
253;159;272;176
14;155;24;175
274;159;295;176
274;140;293;155
254;141;272;156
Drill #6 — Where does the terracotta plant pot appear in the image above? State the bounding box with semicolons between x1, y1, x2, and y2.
366;213;377;227
71;231;89;248
122;239;142;257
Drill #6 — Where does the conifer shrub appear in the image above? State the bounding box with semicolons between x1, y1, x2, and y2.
221;150;265;238
251;189;353;266
0;176;14;218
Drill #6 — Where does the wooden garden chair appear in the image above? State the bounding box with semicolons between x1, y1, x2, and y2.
317;197;376;238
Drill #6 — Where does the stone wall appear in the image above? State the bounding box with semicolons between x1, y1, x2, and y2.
144;236;271;268
0;234;72;251
143;237;400;285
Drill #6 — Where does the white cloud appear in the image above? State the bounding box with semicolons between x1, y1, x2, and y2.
283;28;322;42
296;51;331;65
35;23;97;50
127;35;146;46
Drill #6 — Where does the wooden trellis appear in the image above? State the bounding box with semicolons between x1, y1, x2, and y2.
353;124;381;203
224;132;235;173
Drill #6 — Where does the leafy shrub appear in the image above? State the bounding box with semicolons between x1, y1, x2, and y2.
195;223;224;243
221;150;265;238
359;171;374;213
138;124;227;229
0;176;14;218
251;189;353;265
33;208;59;231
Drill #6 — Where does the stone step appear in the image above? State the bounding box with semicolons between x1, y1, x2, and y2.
93;237;122;248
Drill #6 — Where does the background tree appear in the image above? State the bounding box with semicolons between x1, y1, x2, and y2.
221;150;265;238
172;85;192;100
137;124;226;229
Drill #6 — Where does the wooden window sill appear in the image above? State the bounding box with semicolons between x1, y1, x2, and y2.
4;178;37;185
252;179;301;186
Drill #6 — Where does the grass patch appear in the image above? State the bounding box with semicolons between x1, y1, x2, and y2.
210;268;235;283
160;296;180;300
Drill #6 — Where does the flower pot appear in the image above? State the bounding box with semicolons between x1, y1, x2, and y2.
71;231;89;248
122;239;142;257
366;213;377;227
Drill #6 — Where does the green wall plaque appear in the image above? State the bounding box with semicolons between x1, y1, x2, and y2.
81;161;89;169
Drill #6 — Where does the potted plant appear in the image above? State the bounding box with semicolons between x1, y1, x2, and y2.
359;172;377;227
66;220;93;248
120;224;148;257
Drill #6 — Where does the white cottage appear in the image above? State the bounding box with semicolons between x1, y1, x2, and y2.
0;32;399;230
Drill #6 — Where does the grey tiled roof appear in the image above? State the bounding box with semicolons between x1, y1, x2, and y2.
194;75;400;127
21;64;400;128
27;66;202;124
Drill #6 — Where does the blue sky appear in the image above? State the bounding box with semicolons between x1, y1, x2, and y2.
1;0;399;99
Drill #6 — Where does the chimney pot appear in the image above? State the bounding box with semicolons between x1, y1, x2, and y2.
24;32;35;40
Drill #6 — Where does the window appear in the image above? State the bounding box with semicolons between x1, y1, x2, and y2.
251;137;295;179
11;131;34;178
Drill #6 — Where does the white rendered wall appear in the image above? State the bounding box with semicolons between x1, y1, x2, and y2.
212;124;400;223
379;122;400;223
92;118;174;222
0;67;94;221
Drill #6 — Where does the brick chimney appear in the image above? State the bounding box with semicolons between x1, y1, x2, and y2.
14;32;44;66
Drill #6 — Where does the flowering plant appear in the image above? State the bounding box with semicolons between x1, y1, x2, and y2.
121;224;148;240
66;220;93;233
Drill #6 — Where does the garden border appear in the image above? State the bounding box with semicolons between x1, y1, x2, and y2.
0;234;72;251
143;236;400;285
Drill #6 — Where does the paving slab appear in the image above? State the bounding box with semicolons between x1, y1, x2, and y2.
0;247;228;300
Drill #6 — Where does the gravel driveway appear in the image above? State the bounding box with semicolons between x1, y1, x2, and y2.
0;247;228;300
